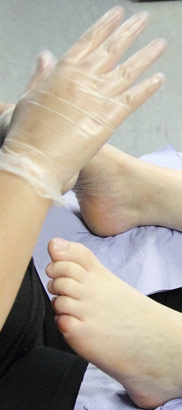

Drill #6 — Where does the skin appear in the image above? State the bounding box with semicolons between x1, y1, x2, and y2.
0;7;173;409
0;53;54;330
20;39;182;410
47;237;182;409
73;143;182;236
2;68;182;409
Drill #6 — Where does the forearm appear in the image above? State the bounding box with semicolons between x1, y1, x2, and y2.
0;171;51;330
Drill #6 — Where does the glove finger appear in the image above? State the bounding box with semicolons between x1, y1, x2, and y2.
61;7;123;63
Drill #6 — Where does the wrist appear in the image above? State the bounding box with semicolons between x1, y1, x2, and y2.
0;143;63;205
0;170;52;211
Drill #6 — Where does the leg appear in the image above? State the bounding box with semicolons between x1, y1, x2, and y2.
73;143;182;236
47;239;182;409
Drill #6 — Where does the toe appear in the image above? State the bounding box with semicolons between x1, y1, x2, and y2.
56;314;82;339
52;295;82;319
47;277;81;299
48;238;101;271
46;260;86;282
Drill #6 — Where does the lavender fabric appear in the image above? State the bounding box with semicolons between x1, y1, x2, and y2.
33;145;182;410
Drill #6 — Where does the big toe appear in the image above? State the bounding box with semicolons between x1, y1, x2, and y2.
48;238;101;271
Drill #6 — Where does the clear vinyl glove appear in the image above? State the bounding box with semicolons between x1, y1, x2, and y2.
0;7;166;205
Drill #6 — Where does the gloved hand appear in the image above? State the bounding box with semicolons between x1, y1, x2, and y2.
0;50;56;143
0;7;166;204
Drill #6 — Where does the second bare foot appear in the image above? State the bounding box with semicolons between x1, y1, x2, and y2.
73;144;182;236
47;238;182;409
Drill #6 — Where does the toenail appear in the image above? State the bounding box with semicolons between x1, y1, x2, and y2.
52;238;68;251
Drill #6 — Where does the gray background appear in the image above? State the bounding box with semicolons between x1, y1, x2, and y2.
0;0;181;157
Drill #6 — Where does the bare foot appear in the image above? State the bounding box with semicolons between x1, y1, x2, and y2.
47;238;182;409
73;143;182;236
73;143;143;235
